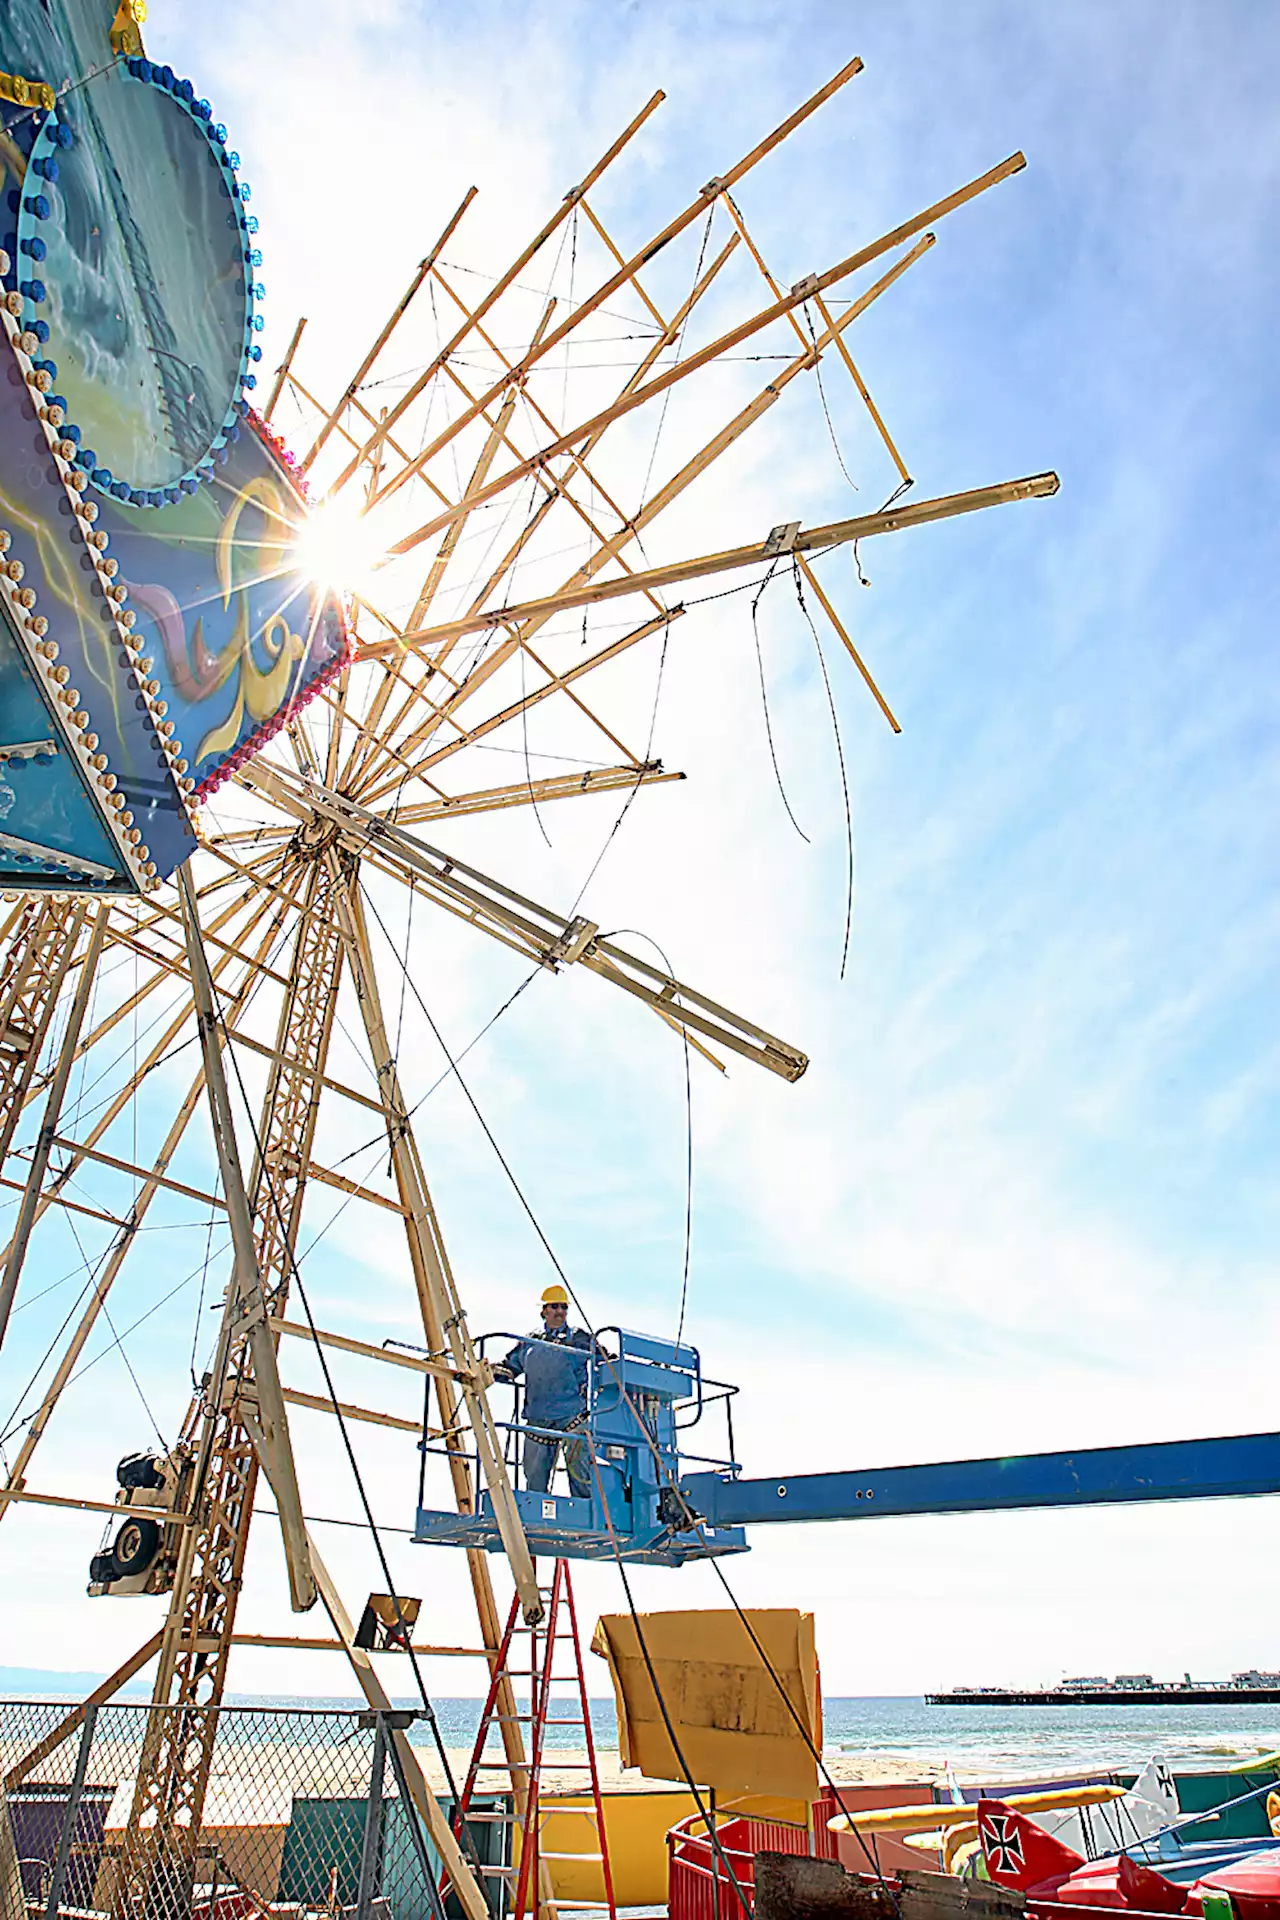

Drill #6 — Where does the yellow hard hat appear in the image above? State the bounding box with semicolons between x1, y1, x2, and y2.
541;1284;569;1307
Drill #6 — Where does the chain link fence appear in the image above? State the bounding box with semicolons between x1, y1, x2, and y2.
0;1702;510;1920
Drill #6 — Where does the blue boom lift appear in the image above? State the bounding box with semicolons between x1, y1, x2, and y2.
412;1327;1280;1566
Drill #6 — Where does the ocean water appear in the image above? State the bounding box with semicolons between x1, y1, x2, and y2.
9;1688;1280;1783
819;1696;1280;1780
194;1695;1280;1782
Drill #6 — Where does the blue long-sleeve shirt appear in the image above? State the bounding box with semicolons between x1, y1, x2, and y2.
501;1325;596;1425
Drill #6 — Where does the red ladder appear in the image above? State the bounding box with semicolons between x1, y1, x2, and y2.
452;1559;617;1920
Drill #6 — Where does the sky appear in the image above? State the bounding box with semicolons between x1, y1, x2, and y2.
1;0;1279;1715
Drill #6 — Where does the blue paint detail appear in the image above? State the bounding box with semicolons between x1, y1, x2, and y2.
95;413;348;798
0;610;132;891
0;353;196;886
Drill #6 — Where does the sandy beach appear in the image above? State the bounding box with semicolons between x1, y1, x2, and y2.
412;1746;935;1794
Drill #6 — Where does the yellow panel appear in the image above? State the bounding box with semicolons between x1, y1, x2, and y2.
591;1609;821;1802
528;1786;817;1906
531;1790;695;1908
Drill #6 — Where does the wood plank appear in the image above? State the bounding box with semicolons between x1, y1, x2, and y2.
231;1632;487;1657
365;472;1060;659
270;1315;472;1383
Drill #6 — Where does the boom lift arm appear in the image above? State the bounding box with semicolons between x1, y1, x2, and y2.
414;1325;1280;1566
683;1428;1280;1529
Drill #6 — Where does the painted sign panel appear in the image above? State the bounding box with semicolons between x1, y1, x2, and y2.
105;418;350;797
0;1;348;891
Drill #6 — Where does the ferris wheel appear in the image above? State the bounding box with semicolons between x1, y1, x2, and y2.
0;16;1056;1917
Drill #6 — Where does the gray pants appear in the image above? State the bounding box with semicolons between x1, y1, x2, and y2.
524;1417;591;1499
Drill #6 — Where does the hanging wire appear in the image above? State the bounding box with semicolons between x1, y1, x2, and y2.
65;1209;169;1450
569;611;674;914
802;302;859;494
637;205;717;514
0;1254;106;1450
190;1192;222;1390
853;475;915;587
0;1250;228;1448
519;641;552;847
751;559;809;842
792;559;855;978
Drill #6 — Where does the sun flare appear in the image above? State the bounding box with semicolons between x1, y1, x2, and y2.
293;495;387;599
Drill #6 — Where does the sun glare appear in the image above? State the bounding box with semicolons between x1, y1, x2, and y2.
294;496;387;599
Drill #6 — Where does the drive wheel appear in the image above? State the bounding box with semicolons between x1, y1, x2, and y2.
111;1516;161;1578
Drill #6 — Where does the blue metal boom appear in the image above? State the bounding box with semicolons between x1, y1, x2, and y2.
412;1324;1280;1565
683;1430;1280;1529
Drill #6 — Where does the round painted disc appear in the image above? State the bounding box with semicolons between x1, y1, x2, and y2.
22;63;248;490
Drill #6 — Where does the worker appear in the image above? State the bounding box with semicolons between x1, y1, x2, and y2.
494;1285;597;1498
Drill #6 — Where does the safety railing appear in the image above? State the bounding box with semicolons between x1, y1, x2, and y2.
666;1791;869;1920
666;1806;813;1920
0;1699;510;1920
412;1328;741;1513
